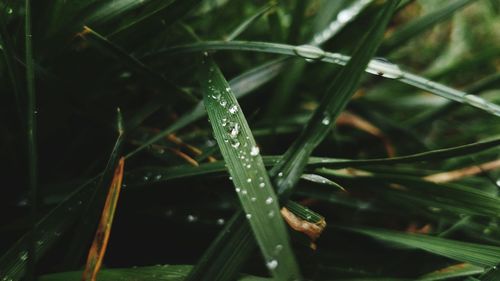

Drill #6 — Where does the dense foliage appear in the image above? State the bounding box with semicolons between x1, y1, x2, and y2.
1;0;500;280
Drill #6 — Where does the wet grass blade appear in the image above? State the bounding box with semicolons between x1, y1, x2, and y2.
270;0;399;197
379;0;477;55
80;26;198;104
199;55;301;279
82;157;125;281
417;263;484;281
343;226;500;267
148;40;500;117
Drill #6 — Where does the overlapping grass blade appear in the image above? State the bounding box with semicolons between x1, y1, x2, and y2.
125;57;286;158
147;40;500;117
417;263;484;281
379;0;477;55
199;55;301;279
269;1;399;197
343;226;500;267
80;26;198;104
64;109;126;267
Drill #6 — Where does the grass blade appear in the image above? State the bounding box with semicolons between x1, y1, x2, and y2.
24;0;38;279
270;0;399;197
200;55;301;279
343;226;500;267
225;3;275;41
82;157;125;281
147;40;500;117
80;26;198;104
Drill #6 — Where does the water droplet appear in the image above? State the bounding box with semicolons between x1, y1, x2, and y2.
6;7;13;14
231;140;240;148
246;164;251;168
247;178;252;183
187;215;198;222
268;210;275;218
229;176;233;180
251;197;257;202
278;172;283;177
211;93;221;100
155;174;162;180
19;251;28;261
274;244;283;255
321;115;330;125
235;187;241;193
36;240;44;246
496;179;500;187
225;87;230;92
229;105;238;114
337;10;354;23
483;228;492;235
208;79;212;83
217;218;225;225
246;214;252;219
250;146;260;156
241;189;248;195
266;259;278;270
229;122;240;138
219;99;227;107
293;45;325;61
259;182;265;188
203;51;208;56
265;197;273;205
143;175;150;181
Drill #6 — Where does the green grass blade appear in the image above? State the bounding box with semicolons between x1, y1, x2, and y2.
270;1;399;198
148;40;500;117
379;0;477;55
24;0;37;279
125;57;285;159
343;226;500;267
226;3;275;41
200;55;301;279
417;263;484;281
81;26;198;104
64;109;126;268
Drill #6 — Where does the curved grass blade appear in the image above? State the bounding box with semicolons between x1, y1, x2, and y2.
342;226;500;267
80;26;198;104
200;55;301;279
124;137;500;187
225;3;275;41
24;0;38;278
82;157;124;281
147;41;500;117
379;0;476;55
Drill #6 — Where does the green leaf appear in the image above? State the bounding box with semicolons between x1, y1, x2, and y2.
343;226;500;267
199;55;301;279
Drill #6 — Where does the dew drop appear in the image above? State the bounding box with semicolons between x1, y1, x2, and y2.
251;197;257;202
231;140;240;148
216;218;225;225
247;178;252;183
278;172;283;177
321;115;330;125
241;189;248;195
235;187;241;193
155;174;162;180
496;179;500;187
229;122;240;138
19;251;28;261
229;105;238;114
266;259;278;270
293;45;325;61
250;146;260;156
187;215;198;222
219;99;227;107
337;10;354;23
274;244;283;255
246;164;251;168
268;210;275;218
265;197;273;205
259;182;265;188
225;87;230;92
6;7;13;14
229;176;233;180
246;214;252;219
